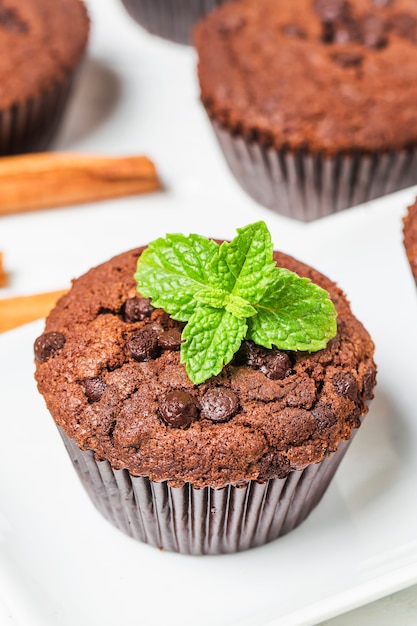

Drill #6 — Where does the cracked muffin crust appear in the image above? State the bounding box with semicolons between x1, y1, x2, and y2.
34;247;376;489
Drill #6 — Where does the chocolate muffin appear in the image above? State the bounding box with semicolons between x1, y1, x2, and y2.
0;0;89;155
403;198;417;283
34;244;376;555
120;0;231;44
195;0;417;220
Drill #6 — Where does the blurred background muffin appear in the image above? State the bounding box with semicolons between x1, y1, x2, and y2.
195;0;417;220
0;0;89;155
120;0;231;44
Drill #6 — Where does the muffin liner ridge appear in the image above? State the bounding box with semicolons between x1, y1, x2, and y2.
60;427;357;555
213;122;417;221
120;0;230;44
0;76;75;156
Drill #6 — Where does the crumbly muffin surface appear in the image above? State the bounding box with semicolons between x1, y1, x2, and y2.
34;247;376;488
0;0;89;107
195;0;417;153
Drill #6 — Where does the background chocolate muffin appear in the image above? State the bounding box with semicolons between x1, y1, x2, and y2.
34;242;376;555
0;0;89;155
195;0;417;220
120;0;231;44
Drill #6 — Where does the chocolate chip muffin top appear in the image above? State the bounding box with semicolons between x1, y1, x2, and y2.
403;198;417;282
0;0;89;108
195;0;417;154
34;247;376;489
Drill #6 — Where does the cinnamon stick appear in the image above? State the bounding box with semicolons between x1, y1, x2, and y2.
0;153;160;215
0;289;68;333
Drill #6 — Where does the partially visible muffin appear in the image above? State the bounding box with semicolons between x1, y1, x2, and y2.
34;239;376;555
0;0;89;155
120;0;231;44
403;199;417;283
195;0;417;220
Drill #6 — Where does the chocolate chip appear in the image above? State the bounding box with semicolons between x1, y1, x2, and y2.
332;372;359;400
331;51;364;67
238;341;292;380
34;332;66;363
159;390;199;428
122;297;154;323
80;377;106;403
333;17;361;44
282;23;307;38
127;329;159;362
313;0;347;22
159;312;185;331
158;328;182;351
360;14;388;49
314;0;353;43
323;23;335;43
312;403;338;432
260;351;292;380
363;366;377;399
237;341;266;368
258;450;291;480
0;6;28;33
391;13;417;43
200;388;239;423
348;407;362;429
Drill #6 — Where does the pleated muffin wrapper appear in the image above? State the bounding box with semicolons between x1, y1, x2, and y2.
59;427;358;555
213;122;417;222
120;0;230;45
0;75;76;156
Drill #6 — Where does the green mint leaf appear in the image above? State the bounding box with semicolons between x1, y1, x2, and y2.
224;294;257;319
135;221;338;384
247;268;337;352
180;305;247;384
208;221;275;303
194;287;228;308
134;233;218;321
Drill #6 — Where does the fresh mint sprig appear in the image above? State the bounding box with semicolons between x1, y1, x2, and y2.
135;221;337;384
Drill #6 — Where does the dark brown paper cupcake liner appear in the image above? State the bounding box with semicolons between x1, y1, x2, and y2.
0;76;75;156
59;427;357;555
120;0;230;44
213;121;417;221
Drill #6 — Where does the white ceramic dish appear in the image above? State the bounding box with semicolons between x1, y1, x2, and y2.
2;192;417;626
1;0;417;623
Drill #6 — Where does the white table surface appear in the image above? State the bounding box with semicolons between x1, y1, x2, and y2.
1;0;417;623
